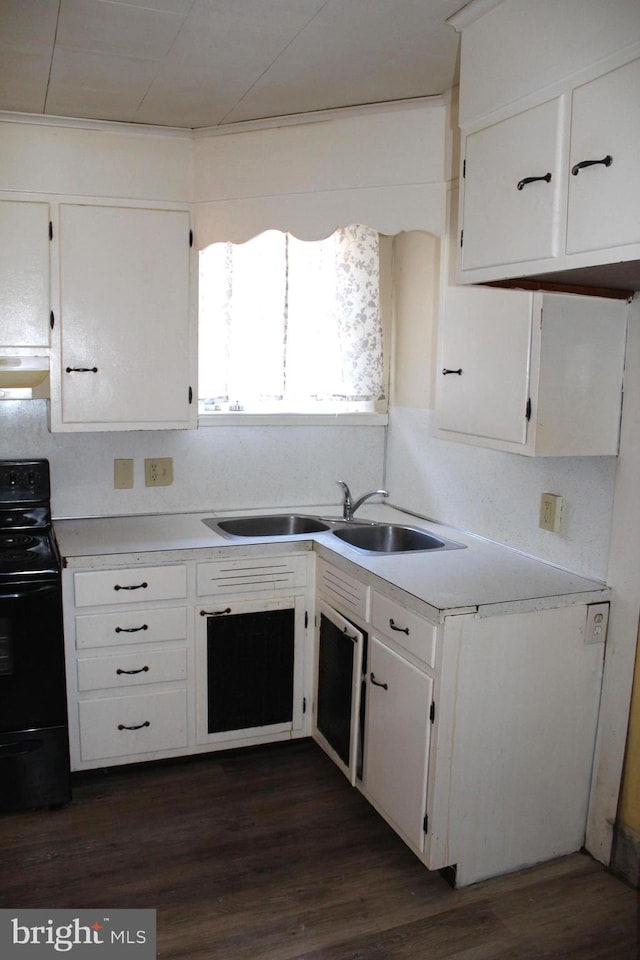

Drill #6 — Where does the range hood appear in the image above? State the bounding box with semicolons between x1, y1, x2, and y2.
0;356;50;399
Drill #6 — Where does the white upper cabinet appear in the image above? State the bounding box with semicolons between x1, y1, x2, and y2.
461;98;563;272
50;203;196;432
436;286;628;456
453;0;640;285
566;57;640;255
0;200;50;348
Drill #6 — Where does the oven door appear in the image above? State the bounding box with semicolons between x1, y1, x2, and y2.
0;580;67;732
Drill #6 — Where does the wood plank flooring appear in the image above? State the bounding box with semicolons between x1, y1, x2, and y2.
1;739;638;959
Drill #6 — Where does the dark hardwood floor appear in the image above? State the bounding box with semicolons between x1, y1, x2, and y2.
1;739;638;959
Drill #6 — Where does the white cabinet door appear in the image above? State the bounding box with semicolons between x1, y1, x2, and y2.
567;57;640;255
460;98;563;271
436;285;533;446
0;200;50;347
55;203;194;430
363;637;433;852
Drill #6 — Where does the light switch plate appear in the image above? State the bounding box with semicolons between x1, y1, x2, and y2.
114;458;134;489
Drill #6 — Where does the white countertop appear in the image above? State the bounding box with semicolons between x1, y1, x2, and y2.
53;504;609;620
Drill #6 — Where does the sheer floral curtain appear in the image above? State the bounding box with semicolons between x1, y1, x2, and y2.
199;225;385;412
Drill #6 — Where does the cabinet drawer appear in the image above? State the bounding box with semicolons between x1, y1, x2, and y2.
75;606;187;649
78;689;188;762
371;592;437;668
318;559;369;621
77;646;187;692
197;554;307;597
73;565;187;607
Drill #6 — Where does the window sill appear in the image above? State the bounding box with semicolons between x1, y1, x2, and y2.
198;411;389;427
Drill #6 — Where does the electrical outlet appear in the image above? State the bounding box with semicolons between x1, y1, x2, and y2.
144;457;173;487
114;458;134;489
585;603;609;644
539;492;563;532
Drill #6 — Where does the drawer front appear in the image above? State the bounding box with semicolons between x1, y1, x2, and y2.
78;689;188;762
318;559;369;621
77;647;187;692
197;554;307;597
75;606;187;649
74;565;187;608
371;592;437;668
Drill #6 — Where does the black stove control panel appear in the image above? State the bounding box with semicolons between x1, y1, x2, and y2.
0;460;51;505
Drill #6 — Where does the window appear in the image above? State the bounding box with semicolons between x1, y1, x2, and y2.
198;225;386;415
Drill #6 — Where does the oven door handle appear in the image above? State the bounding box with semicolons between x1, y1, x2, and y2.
0;583;59;601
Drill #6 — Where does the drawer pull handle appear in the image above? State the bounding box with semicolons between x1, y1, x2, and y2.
370;673;388;690
116;665;149;675
114;582;148;591
200;607;232;616
117;721;150;731
115;624;149;633
65;366;98;373
516;172;552;190
389;618;410;635
442;368;462;376
571;154;613;176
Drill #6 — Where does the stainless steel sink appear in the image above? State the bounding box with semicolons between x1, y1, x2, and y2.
331;523;464;553
204;514;331;537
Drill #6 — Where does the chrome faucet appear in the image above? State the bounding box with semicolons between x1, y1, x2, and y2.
337;480;389;521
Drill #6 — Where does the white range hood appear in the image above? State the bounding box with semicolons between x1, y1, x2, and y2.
0;356;50;399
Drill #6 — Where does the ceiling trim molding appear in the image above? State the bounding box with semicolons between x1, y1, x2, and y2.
447;0;505;32
191;95;450;139
0;111;192;139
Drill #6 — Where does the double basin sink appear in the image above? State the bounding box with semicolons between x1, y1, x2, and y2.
202;513;465;554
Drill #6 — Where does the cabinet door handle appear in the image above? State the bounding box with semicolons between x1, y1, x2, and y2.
389;618;410;635
115;624;149;633
200;607;231;616
114;582;148;591
516;172;552;190
571;155;613;176
117;721;150;731
116;665;149;675
442;368;463;376
370;673;388;690
65;366;98;373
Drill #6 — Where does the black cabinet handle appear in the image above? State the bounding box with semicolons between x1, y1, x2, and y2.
517;172;552;190
442;368;463;376
114;582;148;591
571;155;613;176
117;721;150;731
116;665;149;675
65;366;98;373
115;624;149;633
200;607;231;616
370;673;388;690
389;618;410;635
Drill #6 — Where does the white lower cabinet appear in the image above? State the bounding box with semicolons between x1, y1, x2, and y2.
63;549;312;772
362;637;433;851
313;560;606;887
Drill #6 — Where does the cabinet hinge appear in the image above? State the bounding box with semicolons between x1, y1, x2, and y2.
49;221;53;240
49;310;55;331
189;229;193;247
430;701;435;724
423;814;429;833
188;386;193;404
526;397;532;421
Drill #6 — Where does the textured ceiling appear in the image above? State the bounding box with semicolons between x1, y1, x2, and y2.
0;0;464;129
